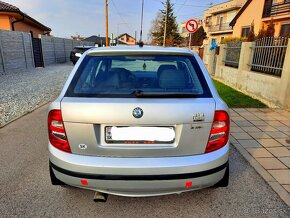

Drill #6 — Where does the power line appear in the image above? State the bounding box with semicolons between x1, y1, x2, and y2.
175;0;187;14
110;0;134;34
151;0;210;11
175;3;209;8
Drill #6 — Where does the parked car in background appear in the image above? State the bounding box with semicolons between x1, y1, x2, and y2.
70;46;94;65
48;46;230;199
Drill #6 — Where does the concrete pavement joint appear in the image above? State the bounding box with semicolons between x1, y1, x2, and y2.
231;142;290;207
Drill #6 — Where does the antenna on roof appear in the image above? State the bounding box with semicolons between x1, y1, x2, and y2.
138;0;144;47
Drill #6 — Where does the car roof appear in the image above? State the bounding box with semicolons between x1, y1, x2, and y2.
87;46;193;56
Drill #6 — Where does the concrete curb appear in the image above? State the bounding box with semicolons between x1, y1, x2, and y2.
232;142;290;207
0;100;52;129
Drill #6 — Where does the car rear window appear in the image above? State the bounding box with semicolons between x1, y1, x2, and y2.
65;54;212;98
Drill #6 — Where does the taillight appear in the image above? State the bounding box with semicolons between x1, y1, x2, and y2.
48;109;71;153
206;110;230;153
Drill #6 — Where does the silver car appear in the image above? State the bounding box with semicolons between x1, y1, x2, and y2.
48;46;230;199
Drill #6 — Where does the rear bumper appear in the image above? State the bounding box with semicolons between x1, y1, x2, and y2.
49;143;229;196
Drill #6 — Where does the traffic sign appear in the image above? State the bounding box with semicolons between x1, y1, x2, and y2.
185;19;199;33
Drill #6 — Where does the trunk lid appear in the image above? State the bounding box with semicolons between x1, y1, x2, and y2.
61;97;215;157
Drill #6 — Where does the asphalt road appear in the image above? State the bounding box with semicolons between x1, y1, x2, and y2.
0;104;289;217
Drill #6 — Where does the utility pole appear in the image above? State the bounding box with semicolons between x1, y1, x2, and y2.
105;0;109;47
163;0;169;47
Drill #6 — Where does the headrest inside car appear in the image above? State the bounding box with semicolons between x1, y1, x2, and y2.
159;69;186;89
157;64;177;77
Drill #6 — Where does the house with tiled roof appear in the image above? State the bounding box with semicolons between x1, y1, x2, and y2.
203;0;247;45
0;1;51;37
230;0;290;38
116;33;136;45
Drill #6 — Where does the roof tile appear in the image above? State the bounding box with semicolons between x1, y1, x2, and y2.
0;1;20;12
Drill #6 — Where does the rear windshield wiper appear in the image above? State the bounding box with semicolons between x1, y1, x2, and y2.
131;90;199;98
131;89;144;97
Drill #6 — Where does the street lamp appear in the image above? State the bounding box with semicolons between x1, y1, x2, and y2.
117;23;128;45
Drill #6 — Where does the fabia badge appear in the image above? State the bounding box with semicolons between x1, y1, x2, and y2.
133;107;143;119
193;113;205;122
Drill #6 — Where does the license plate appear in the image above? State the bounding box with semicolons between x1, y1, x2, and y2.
105;126;175;144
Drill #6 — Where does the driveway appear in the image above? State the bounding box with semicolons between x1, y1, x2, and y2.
0;105;289;217
0;63;72;127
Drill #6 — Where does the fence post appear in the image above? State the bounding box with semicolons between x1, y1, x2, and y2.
41;36;48;67
205;46;215;75
238;42;254;71
22;33;28;69
29;33;35;67
279;38;290;108
215;44;226;78
52;37;57;64
234;42;253;90
0;31;6;72
63;38;66;62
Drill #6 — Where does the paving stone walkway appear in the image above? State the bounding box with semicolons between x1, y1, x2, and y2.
230;108;290;206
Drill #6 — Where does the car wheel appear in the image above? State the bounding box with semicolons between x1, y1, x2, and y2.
214;164;229;187
49;162;66;186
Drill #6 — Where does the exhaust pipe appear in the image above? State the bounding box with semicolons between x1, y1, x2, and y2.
93;192;108;202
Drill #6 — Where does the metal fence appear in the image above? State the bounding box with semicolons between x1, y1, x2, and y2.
224;40;242;68
251;37;288;77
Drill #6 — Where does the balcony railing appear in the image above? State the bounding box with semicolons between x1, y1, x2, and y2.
208;22;232;32
271;1;290;15
263;1;290;17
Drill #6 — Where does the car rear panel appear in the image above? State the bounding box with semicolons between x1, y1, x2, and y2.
49;143;229;196
61;97;216;157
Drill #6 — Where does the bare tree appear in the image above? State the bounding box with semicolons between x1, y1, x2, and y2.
148;12;163;45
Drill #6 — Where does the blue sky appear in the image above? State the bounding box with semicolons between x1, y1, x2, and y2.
8;0;227;41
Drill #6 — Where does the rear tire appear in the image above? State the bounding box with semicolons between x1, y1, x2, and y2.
49;162;66;186
214;164;229;187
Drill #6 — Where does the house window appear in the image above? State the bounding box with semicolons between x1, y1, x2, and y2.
182;27;186;33
205;16;212;26
241;27;250;37
280;24;290;37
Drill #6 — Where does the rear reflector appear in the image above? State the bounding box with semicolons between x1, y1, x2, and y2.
206;111;230;153
185;181;193;188
48;110;71;153
80;179;88;186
